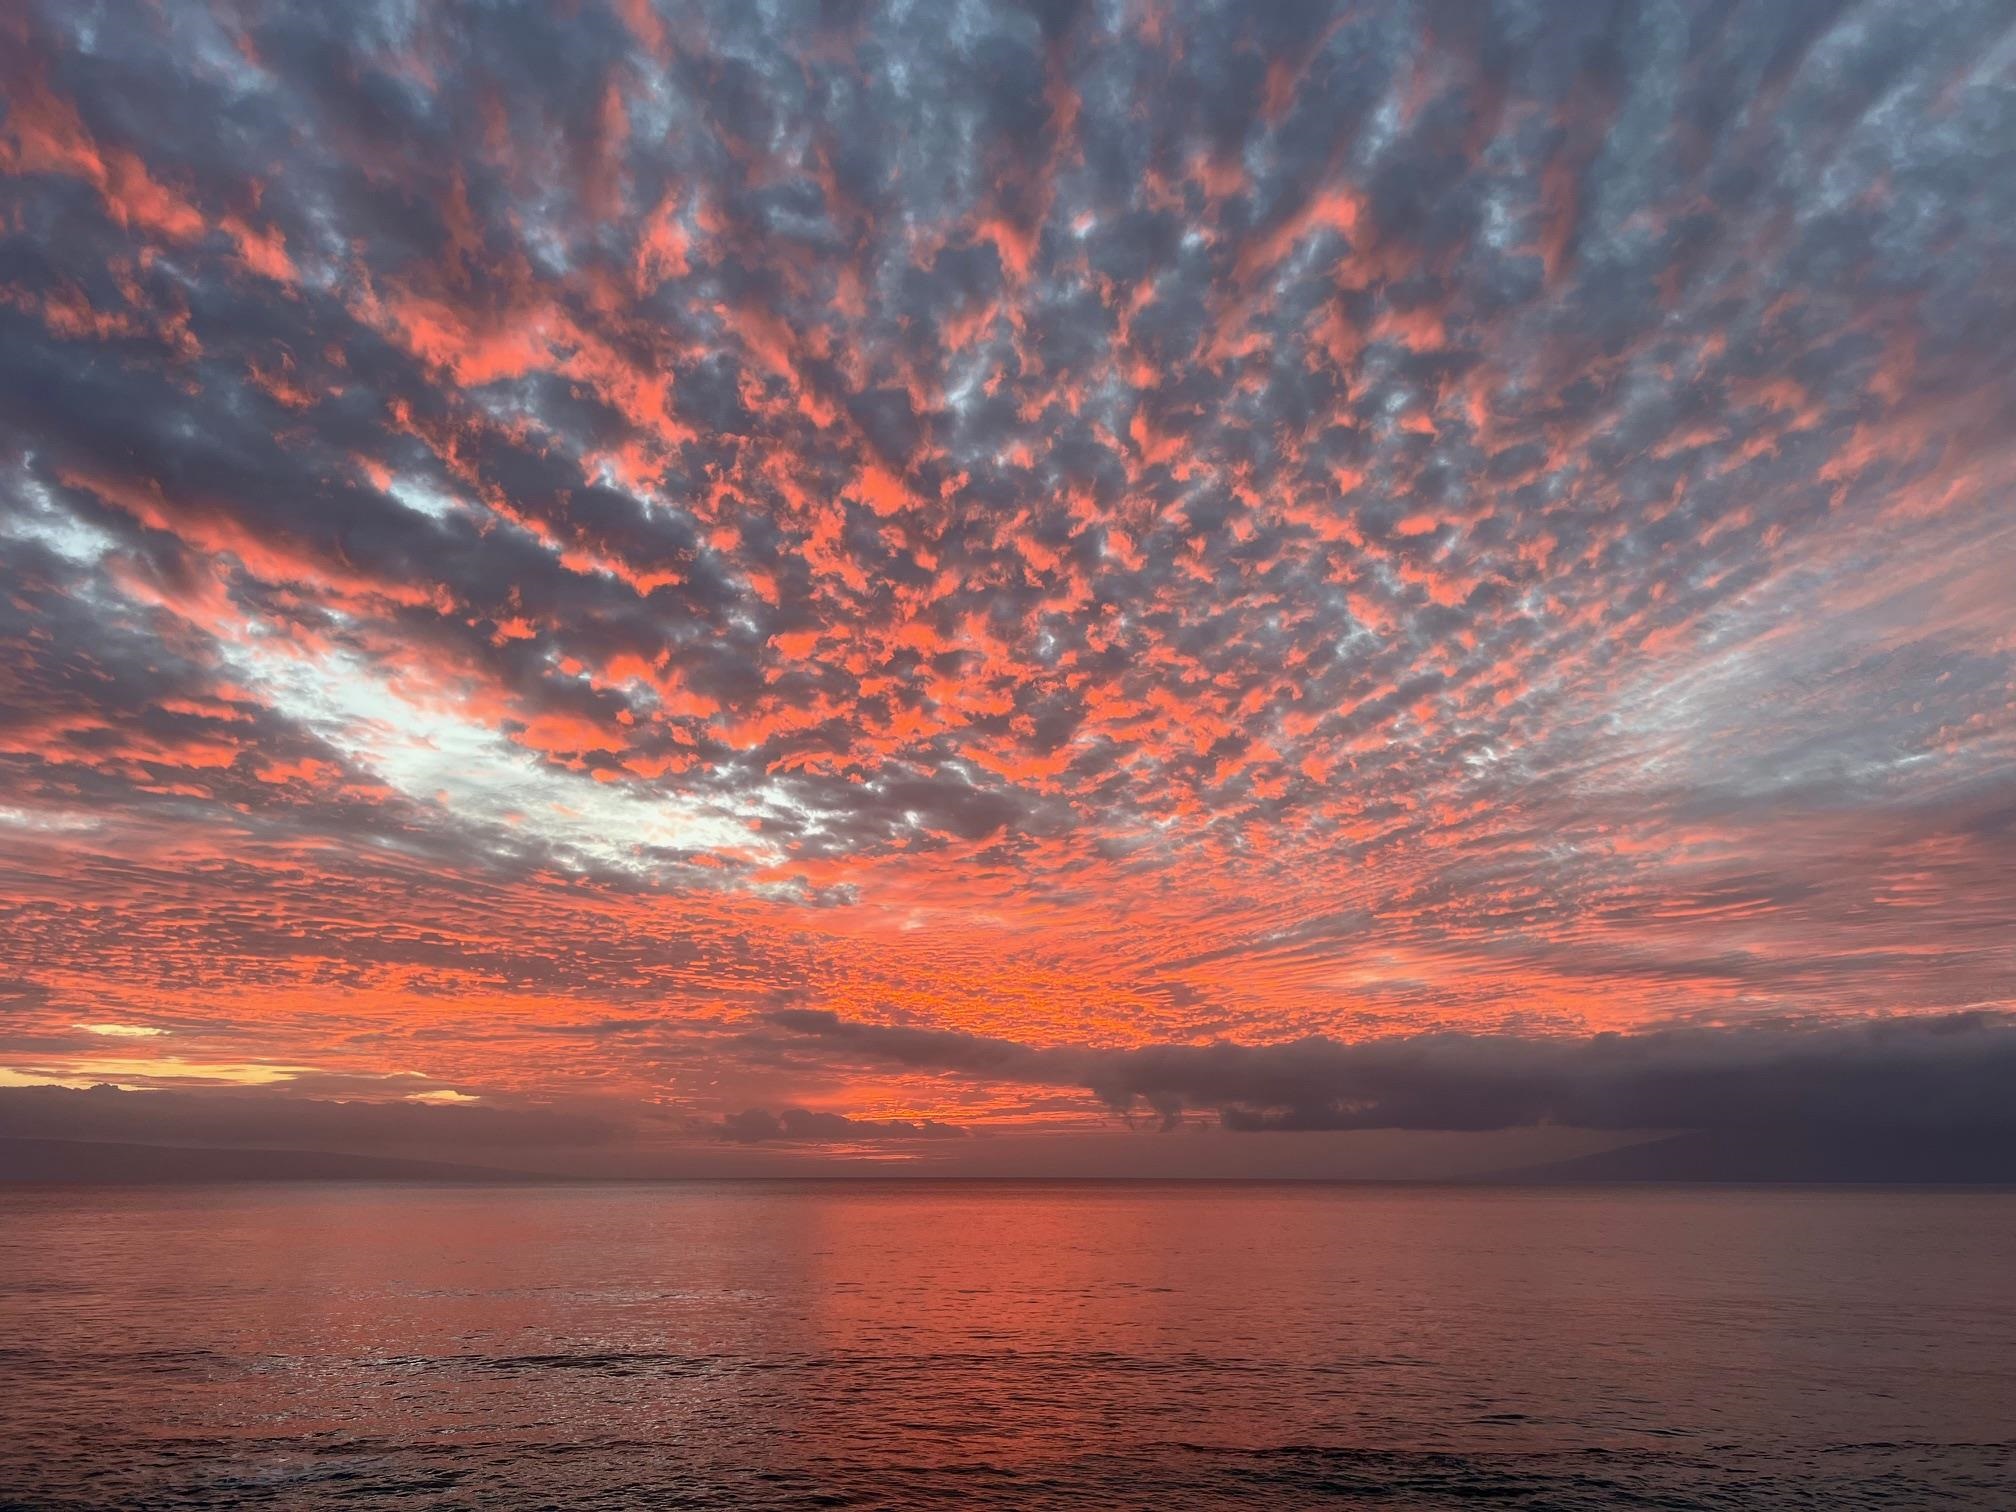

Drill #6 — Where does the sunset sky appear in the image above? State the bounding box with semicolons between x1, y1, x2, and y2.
2;0;2012;1173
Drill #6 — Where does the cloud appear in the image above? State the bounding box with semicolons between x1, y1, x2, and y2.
712;1106;970;1144
0;1083;621;1152
760;1009;2016;1136
0;0;2011;1129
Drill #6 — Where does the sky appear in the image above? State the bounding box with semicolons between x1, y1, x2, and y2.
1;0;2013;1175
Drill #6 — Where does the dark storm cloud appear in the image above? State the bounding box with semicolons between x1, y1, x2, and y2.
761;1009;2016;1136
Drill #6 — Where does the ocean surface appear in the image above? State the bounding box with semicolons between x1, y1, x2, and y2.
0;1182;2011;1510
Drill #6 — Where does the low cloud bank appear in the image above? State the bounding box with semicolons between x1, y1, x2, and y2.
0;1084;620;1151
714;1108;969;1144
759;1010;2016;1135
8;1014;2010;1158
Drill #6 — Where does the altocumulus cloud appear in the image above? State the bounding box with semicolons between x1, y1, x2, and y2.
0;0;2012;1140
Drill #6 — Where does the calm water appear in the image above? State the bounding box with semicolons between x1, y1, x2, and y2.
0;1183;2011;1509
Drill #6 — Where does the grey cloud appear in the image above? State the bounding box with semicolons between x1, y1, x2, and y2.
762;1009;2016;1137
714;1106;970;1143
0;1083;623;1151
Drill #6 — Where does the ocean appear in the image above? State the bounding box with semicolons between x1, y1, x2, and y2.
0;1182;2010;1508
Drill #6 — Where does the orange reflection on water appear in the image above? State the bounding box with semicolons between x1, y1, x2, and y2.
2;1183;2013;1506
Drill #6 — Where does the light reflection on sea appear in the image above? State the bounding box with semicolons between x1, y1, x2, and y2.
1;1181;2011;1508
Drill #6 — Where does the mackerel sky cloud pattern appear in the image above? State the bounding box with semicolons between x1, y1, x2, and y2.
1;0;2013;1150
